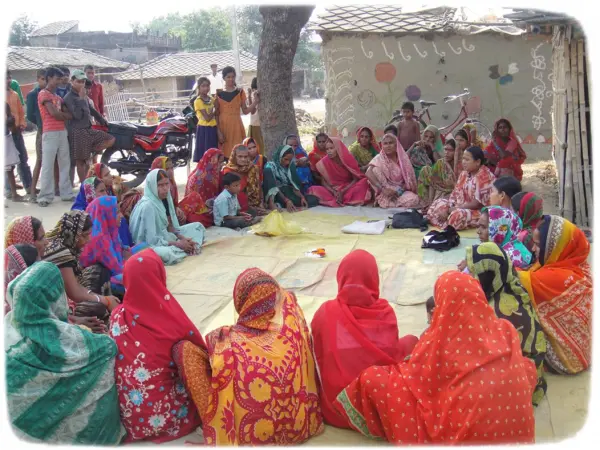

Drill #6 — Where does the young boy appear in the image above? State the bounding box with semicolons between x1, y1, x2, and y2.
37;67;74;207
396;101;421;150
213;172;260;229
489;176;522;209
5;71;33;197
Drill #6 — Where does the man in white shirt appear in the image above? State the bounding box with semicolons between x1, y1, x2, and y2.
206;64;223;95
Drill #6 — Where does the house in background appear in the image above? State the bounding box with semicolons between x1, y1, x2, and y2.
315;6;554;159
7;46;130;96
114;50;259;99
29;20;79;47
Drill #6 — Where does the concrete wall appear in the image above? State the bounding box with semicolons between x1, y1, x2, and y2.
321;32;554;160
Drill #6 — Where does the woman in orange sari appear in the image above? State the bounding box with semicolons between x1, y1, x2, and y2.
518;215;591;375
311;250;417;429
307;137;371;207
174;268;323;445
216;66;258;158
150;156;186;224
179;148;224;227
334;271;538;444
242;137;266;183
222;144;267;214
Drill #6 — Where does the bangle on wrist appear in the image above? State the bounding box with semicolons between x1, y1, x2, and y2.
94;294;101;303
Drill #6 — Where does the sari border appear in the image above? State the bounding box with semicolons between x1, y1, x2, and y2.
336;389;376;439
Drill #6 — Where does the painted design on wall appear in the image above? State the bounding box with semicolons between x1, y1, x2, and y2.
462;39;476;52
405;85;421;102
413;44;428;58
530;43;551;130
360;39;374;59
357;89;376;109
448;42;463;55
489;63;519;118
397;42;412;61
432;42;446;57
359;39;477;62
324;47;356;132
382;41;395;60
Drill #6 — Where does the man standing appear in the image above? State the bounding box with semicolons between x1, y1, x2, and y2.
5;71;33;196
84;64;105;116
206;63;223;95
36;67;74;207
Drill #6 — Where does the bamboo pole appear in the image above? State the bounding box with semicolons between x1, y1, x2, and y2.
569;39;587;226
563;38;575;222
551;27;565;214
577;38;593;228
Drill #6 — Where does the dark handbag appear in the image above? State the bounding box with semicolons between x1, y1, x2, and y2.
421;225;461;252
391;209;428;232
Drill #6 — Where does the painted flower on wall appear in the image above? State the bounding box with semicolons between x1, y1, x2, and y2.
357;89;376;109
489;63;519;117
405;85;422;102
375;62;397;83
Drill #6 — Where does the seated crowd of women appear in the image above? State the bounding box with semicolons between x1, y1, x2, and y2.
5;194;591;444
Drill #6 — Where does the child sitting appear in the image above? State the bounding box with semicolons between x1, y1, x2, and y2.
214;172;260;229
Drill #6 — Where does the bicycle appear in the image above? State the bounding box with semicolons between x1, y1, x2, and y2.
388;88;493;145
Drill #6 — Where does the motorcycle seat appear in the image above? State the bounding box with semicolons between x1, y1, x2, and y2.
136;125;158;136
420;100;437;107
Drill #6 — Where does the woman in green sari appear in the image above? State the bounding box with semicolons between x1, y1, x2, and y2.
263;145;319;212
348;127;380;172
417;138;459;207
4;261;125;444
406;125;443;178
465;242;547;406
129;169;205;265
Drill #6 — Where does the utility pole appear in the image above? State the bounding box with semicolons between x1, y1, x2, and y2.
230;5;242;87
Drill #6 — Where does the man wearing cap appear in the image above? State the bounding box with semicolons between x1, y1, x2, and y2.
63;69;113;183
206;63;223;95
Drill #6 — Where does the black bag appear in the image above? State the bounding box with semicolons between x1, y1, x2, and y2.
421;225;461;252
391;209;428;231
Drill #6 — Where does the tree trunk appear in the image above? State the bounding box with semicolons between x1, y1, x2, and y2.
258;5;314;158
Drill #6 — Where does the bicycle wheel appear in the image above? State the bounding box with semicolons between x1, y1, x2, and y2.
464;119;493;146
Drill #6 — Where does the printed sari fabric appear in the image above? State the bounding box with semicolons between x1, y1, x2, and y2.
109;249;205;443
80;196;125;284
427;166;495;230
44;210;89;275
307;137;372;207
151;156;186;224
487;206;532;268
129;169;205;265
348;126;380;167
484;119;527;180
199;268;324;445
284;134;314;191
334;271;538;444
243;137;265;182
466;242;547;405
5;262;124;444
119;188;143;222
180;148;223;226
514;192;544;252
4;245;29;314
308;137;327;172
71;177;100;211
518;215;592;375
407;125;443;178
368;133;420;208
5;216;35;248
223;144;262;210
417;158;457;206
311;250;418;428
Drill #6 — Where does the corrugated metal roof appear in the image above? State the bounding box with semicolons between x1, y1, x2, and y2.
30;20;79;37
7;46;130;71
115;50;258;81
314;5;457;34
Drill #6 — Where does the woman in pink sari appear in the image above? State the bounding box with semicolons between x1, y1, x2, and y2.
366;133;420;208
307;137;371;207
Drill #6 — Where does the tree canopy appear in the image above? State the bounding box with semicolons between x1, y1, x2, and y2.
10;15;37;46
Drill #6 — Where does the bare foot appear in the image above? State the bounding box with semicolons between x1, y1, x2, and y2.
11;194;26;202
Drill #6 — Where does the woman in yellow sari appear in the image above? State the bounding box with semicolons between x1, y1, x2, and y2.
173;268;323;445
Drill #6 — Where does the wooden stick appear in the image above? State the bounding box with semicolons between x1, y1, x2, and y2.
577;38;593;228
564;35;575;222
570;38;587;226
554;27;568;217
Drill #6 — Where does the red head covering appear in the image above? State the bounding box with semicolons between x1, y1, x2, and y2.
184;148;222;198
109;248;206;443
356;126;381;152
311;250;418;428
5;216;35;248
308;134;328;171
323;137;365;180
333;271;537;444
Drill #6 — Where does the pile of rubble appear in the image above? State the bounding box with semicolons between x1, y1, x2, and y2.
295;109;324;129
534;163;559;188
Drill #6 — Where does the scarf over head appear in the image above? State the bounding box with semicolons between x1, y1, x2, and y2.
311;250;418;428
316;137;365;184
486;206;532;269
223;144;261;207
4;245;30;314
348;126;380;166
265;145;302;199
72;177;101;211
370;133;417;192
5;216;35;248
43;210;89;275
151;156;179;204
513;192;543;251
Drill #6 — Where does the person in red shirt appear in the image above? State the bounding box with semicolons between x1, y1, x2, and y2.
84;65;104;116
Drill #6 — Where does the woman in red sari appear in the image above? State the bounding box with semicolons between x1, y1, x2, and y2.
308;132;328;184
334;271;538;445
311;250;418;429
179;148;223;227
109;248;206;443
484;118;527;180
150;156;186;224
222;144;267;214
307;137;371;207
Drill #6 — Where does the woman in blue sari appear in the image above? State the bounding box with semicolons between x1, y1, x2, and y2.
284;134;314;192
72;176;134;247
129;169;206;265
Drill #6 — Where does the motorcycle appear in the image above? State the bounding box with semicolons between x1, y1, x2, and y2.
98;106;196;188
